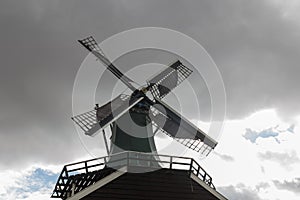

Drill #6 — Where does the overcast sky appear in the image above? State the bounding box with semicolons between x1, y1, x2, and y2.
0;0;300;199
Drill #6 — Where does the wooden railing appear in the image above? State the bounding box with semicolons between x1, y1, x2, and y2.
51;151;215;198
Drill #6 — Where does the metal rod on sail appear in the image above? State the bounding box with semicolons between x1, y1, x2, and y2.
78;39;137;92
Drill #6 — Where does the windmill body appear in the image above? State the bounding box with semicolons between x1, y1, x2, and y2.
110;111;156;154
98;90;157;155
51;36;228;200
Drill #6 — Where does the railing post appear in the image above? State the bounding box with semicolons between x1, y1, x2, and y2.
127;151;130;167
170;156;173;169
189;159;193;175
196;164;200;176
85;161;88;173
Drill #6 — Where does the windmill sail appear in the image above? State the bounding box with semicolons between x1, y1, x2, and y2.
150;98;217;155
71;109;99;136
147;60;193;99
72;94;144;136
78;36;136;91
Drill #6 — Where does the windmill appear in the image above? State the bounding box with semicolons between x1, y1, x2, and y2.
51;36;227;200
73;36;217;158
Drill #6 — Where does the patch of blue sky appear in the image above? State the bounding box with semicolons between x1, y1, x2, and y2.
243;124;294;144
8;168;59;199
287;124;295;133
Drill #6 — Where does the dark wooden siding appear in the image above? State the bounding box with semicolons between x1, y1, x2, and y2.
81;169;223;200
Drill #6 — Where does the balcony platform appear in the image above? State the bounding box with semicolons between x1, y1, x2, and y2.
51;151;227;200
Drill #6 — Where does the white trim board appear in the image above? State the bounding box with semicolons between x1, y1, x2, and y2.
190;173;228;200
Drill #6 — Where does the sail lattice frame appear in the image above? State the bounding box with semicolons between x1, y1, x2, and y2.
71;109;98;135
147;60;193;99
152;121;213;156
78;36;106;57
71;94;131;136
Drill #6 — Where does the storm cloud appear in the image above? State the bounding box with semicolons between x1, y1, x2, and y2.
258;150;300;168
273;178;300;194
1;0;300;171
218;184;264;200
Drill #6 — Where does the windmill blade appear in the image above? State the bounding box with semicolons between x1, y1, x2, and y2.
147;60;193;99
72;94;144;136
150;98;217;155
78;36;137;91
71;109;100;136
77;36;107;57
